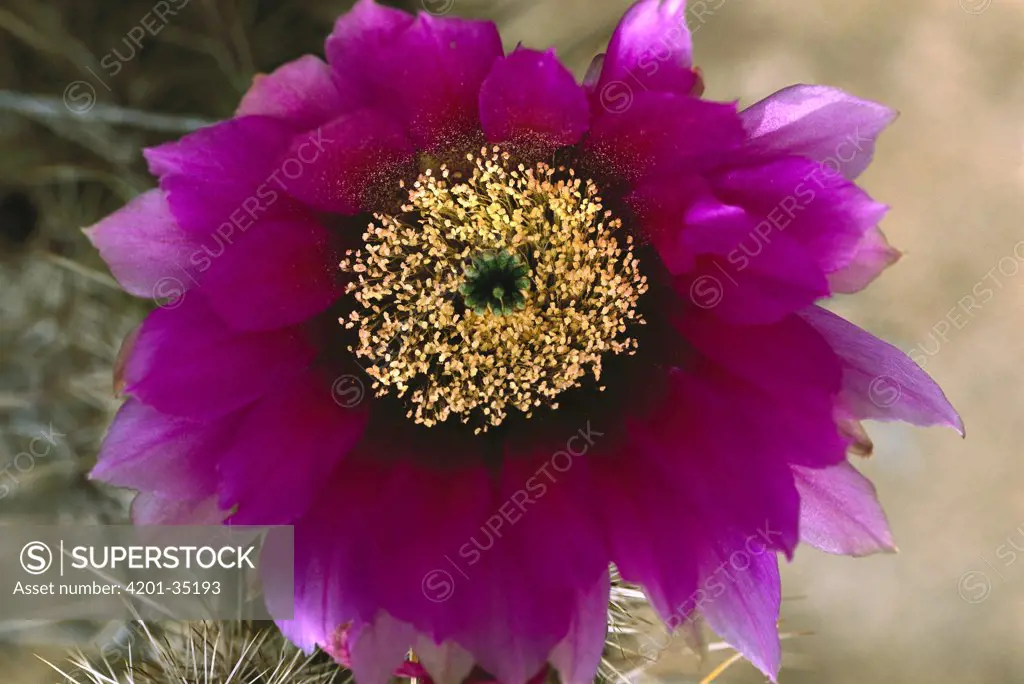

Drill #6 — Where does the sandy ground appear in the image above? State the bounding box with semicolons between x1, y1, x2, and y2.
3;0;1023;682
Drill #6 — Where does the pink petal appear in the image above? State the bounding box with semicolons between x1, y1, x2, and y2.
591;367;805;632
676;312;843;422
549;571;611;684
589;0;699;113
698;537;782;681
284;443;606;684
709;156;890;275
198;216;342;331
414;636;476;684
219;369;369;525
677;241;830;325
328;3;503;150
347;613;419;684
84;189;197;298
479;48;591;155
739;85;897;180
123;296;316;420
828;226;901;293
793;461;896;556
144;116;303;236
629;168;847;324
584;92;743;184
280;110;414;215
797;305;963;433
326;0;416;68
131;492;226;525
237;55;355;130
90;399;238;498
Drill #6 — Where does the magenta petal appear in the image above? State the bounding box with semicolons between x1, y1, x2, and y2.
678;239;830;325
284;446;607;684
131;492;226;525
329;5;503;150
590;0;698;112
145;116;304;235
626;173;721;273
595;371;801;624
347;613;418;684
549;571;610;684
590;446;700;626
793;461;896;556
585;92;743;184
709;156;890;275
91;399;238;498
281;459;491;657
124;296;316;420
199;217;341;331
663;370;805;547
479;48;591;153
280;110;414;215
740;85;897;180
84;189;197;298
828;226;901;293
219;370;368;525
377;14;502;149
237;55;354;130
698;537;782;681
413;636;475;684
450;454;607;684
797;305;963;433
677;313;843;411
326;0;415;71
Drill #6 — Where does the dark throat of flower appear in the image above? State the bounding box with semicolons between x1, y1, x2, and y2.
340;147;648;433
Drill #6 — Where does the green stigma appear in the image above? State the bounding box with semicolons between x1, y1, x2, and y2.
459;249;531;315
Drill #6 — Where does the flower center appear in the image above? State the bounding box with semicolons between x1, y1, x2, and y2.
460;249;530;315
340;148;648;433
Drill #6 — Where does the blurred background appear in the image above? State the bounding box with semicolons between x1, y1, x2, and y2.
1;0;1021;681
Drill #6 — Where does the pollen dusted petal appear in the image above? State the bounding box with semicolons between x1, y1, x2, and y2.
237;55;357;130
326;0;416;73
279;110;415;215
479;48;591;154
584;92;744;184
328;2;503;150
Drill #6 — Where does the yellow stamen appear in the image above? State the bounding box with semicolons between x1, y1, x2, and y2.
340;147;648;432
